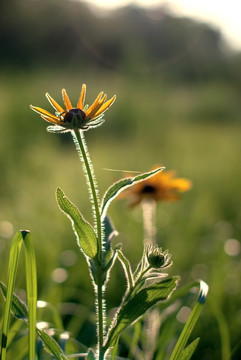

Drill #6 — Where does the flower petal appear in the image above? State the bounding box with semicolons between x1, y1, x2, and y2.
86;94;107;120
46;93;64;113
93;95;116;118
62;89;72;110
170;178;192;191
41;114;63;125
30;105;59;120
85;92;105;119
77;84;86;110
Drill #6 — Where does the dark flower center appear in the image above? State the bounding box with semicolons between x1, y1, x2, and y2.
141;184;156;194
63;108;86;124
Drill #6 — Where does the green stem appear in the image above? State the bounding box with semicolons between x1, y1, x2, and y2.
72;130;104;357
73;130;102;259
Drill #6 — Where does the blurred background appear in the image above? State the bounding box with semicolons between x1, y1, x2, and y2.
0;0;241;358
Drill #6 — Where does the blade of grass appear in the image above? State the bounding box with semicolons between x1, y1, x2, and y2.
24;231;37;360
0;230;37;360
169;281;209;360
208;295;231;360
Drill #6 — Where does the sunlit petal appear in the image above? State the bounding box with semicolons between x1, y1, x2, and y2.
31;85;115;132
46;93;64;113
62;89;72;110
41;115;62;125
77;84;86;109
93;95;116;118
30;105;59;120
86;94;107;119
85;92;104;118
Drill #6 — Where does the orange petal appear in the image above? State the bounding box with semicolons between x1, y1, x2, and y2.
30;105;59;120
62;89;72;110
86;94;107;119
93;95;116;118
77;84;86;109
46;93;64;113
41;115;62;125
85;92;104;118
171;178;192;192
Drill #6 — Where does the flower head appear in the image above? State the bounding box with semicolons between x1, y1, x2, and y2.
146;245;172;269
30;85;116;132
120;165;192;207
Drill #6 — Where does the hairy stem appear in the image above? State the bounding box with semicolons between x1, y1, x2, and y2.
72;130;104;357
142;199;157;246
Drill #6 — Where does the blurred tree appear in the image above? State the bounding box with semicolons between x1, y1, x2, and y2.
0;0;240;82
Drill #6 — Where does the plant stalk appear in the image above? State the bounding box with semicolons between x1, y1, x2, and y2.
73;130;104;358
141;199;157;246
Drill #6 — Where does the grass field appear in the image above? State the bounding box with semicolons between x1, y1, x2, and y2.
0;68;240;359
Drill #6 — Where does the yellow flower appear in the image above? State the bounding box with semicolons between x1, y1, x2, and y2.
120;166;192;207
30;85;116;132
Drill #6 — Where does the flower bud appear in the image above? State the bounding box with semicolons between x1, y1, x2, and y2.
146;245;172;269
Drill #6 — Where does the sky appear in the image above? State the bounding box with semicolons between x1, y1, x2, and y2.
84;0;241;51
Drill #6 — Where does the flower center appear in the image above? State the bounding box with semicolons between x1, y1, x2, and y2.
63;108;86;124
141;184;156;194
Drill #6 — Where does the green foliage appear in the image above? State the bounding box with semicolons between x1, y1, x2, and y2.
0;282;28;321
101;167;164;218
102;215;118;267
1;283;69;360
179;339;200;360
117;249;134;290
0;231;37;360
36;330;68;360
169;282;209;360
56;187;98;259
105;277;179;349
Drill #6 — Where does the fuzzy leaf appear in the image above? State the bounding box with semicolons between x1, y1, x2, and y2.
102;215;118;266
56;188;98;259
100;167;164;218
105;276;179;348
117;250;134;290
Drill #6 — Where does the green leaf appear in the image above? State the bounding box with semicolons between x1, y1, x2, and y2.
56;188;98;259
37;329;68;360
117;250;134;290
0;282;28;321
104;276;179;349
100;167;164;218
102;215;118;266
179;338;200;360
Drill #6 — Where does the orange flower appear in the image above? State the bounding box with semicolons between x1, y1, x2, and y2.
120;166;192;207
30;85;116;132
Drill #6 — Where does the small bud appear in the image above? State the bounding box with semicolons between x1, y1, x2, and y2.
146;245;172;269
